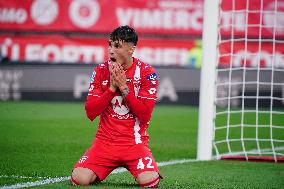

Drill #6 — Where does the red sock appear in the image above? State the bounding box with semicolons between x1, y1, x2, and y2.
70;177;80;186
139;177;160;188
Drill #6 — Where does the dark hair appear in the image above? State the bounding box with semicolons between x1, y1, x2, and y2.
110;25;138;46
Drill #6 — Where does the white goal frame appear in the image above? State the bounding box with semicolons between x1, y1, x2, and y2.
197;0;284;162
197;0;219;161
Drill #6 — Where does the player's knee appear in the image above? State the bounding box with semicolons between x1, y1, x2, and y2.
137;171;160;188
71;175;90;186
71;167;97;186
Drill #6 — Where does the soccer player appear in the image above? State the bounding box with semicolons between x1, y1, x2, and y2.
71;25;161;188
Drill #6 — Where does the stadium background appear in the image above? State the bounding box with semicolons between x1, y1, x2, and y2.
0;0;284;188
1;0;283;106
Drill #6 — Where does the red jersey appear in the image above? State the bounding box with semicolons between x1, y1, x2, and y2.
85;58;158;146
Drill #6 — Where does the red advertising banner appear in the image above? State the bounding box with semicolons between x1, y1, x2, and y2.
0;35;198;67
1;35;283;68
220;0;284;38
0;0;283;37
0;0;203;35
219;41;284;68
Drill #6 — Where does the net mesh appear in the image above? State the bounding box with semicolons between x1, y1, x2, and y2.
213;0;284;162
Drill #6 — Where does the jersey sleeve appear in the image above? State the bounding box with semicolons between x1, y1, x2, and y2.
85;66;116;121
124;66;158;123
88;67;103;97
138;67;158;101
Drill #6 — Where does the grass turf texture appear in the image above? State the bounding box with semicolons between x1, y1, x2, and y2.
0;101;283;188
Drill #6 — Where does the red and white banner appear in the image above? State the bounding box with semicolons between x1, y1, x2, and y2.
0;0;283;37
1;35;283;68
0;35;197;66
0;0;203;35
220;0;284;38
219;41;284;68
0;0;283;67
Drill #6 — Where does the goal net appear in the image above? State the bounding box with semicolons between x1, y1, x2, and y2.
198;0;284;162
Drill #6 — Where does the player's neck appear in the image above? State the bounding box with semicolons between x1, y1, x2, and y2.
122;57;133;70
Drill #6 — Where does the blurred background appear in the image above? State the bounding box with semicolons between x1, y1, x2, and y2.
0;0;283;107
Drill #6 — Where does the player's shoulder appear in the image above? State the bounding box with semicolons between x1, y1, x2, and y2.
135;58;158;80
94;61;110;72
135;58;156;73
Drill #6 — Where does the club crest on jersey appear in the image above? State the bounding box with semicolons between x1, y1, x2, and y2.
90;70;96;82
147;73;157;81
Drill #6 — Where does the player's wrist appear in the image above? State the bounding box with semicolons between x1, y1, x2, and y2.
109;85;117;93
119;85;129;99
119;85;128;91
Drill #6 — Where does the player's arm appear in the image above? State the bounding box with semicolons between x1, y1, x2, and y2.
121;86;156;122
85;67;116;121
112;64;158;122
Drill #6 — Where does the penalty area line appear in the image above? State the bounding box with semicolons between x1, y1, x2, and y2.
0;158;199;189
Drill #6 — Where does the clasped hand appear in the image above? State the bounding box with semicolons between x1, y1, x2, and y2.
109;62;127;92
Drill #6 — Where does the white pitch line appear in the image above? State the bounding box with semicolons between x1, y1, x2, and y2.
0;158;199;189
0;176;48;179
0;177;70;189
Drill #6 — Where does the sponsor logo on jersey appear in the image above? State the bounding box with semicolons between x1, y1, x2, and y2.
79;156;88;163
147;73;157;81
151;80;157;85
89;84;94;91
102;80;108;85
126;78;132;83
148;88;157;94
90;70;96;82
111;96;129;115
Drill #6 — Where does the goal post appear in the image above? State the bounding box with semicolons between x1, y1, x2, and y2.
197;0;220;161
197;0;284;162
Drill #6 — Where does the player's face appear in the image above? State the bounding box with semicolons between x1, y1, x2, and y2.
108;39;134;66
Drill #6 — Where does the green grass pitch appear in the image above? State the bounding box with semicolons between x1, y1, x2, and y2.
0;101;283;188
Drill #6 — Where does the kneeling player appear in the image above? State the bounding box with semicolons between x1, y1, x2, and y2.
71;25;162;188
